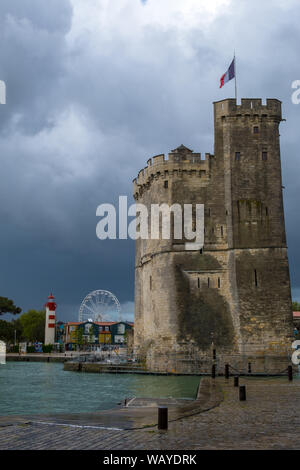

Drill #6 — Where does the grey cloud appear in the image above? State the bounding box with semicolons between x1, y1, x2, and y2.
1;0;300;323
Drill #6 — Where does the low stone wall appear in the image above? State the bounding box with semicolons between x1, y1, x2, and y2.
145;351;292;375
63;361;80;371
6;354;67;363
63;361;201;375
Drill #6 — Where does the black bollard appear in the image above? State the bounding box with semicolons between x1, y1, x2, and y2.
288;365;293;381
225;363;229;379
234;376;239;387
248;362;252;374
158;407;168;430
239;385;246;401
211;364;216;378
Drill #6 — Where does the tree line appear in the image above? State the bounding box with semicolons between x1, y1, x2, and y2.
0;296;45;343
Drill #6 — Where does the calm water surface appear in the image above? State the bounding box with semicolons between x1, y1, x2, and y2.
0;362;200;415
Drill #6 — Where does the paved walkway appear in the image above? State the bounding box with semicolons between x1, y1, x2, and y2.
0;377;300;449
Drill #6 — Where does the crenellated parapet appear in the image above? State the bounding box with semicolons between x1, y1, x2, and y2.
133;145;212;199
214;98;282;122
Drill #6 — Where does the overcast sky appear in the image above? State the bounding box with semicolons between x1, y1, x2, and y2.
1;0;300;322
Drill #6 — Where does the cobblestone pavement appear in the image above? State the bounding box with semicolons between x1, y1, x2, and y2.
0;377;300;450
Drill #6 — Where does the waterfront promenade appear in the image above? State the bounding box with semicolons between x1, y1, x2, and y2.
0;376;299;450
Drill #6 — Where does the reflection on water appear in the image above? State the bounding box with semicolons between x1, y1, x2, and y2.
0;362;200;416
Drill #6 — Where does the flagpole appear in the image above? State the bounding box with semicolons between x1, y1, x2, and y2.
234;50;237;102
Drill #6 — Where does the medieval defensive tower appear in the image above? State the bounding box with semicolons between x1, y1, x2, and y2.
133;98;294;373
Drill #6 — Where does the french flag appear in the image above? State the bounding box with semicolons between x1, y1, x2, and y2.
220;57;235;88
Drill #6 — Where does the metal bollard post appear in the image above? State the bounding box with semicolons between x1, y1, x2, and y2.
158;407;168;430
211;364;216;378
248;362;251;374
234;376;239;387
239;385;246;401
288;365;293;381
225;363;229;379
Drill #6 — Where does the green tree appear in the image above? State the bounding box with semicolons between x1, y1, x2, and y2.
75;327;84;348
19;310;45;342
0;319;14;342
88;325;95;344
292;301;300;311
0;297;22;316
123;330;127;344
0;318;23;343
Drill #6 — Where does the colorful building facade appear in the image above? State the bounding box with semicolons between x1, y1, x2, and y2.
63;321;133;350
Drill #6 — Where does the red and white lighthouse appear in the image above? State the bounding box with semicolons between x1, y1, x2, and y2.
44;293;57;345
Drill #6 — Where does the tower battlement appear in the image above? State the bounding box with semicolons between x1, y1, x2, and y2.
133;145;212;198
214;98;282;121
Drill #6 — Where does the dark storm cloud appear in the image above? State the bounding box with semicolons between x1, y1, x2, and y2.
1;0;300;322
0;0;72;133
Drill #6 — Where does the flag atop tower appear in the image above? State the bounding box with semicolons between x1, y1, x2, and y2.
219;57;235;88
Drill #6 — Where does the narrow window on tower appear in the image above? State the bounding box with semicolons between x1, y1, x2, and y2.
235;152;241;161
253;126;259;134
221;226;224;237
262;151;268;161
150;276;152;291
192;206;196;232
208;277;210;288
218;277;221;288
198;278;200;289
164;180;168;188
254;269;258;287
265;207;269;216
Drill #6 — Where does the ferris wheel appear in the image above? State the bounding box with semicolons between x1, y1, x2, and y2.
78;290;121;323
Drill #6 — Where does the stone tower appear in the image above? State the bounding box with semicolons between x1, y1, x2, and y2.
133;98;293;373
